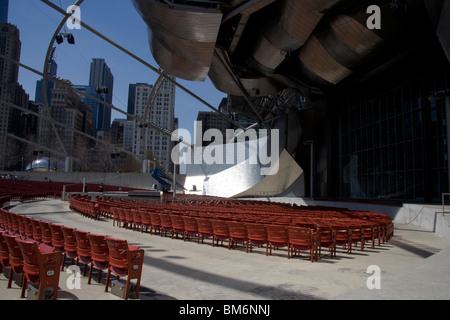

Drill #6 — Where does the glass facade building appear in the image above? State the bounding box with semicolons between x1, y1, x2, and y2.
330;39;450;202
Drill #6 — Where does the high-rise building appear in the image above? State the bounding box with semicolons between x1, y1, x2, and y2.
89;58;114;130
0;0;8;23
72;84;102;131
127;82;149;120
35;59;57;106
131;77;176;172
38;80;95;157
0;22;30;170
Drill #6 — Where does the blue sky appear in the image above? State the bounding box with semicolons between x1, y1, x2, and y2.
9;0;226;136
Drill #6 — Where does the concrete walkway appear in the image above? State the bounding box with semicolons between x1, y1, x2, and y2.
1;199;450;301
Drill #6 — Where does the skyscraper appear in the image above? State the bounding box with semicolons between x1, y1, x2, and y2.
0;0;8;23
0;21;30;170
35;59;57;106
89;58;114;130
131;77;176;172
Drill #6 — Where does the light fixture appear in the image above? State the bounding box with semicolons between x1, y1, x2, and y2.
55;33;75;45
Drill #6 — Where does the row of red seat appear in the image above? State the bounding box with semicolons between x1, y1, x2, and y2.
0;208;144;300
69;195;394;261
0;179;134;203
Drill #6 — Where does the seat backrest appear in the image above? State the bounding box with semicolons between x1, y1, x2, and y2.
61;226;77;250
150;213;161;225
286;226;312;243
118;207;126;220
0;232;10;260
265;225;287;242
30;219;42;240
105;237;128;266
160;214;172;226
88;234;108;260
211;220;229;235
245;223;266;240
49;224;65;247
132;209;141;222
182;216;198;231
73;230;91;256
196;218;212;232
140;211;151;224
170;215;184;227
332;226;352;241
2;233;23;261
227;221;247;238
15;239;39;271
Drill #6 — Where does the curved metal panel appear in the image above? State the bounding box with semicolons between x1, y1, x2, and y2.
280;0;340;45
150;34;211;82
298;34;352;85
148;26;216;81
251;0;341;76
132;0;222;81
252;33;287;73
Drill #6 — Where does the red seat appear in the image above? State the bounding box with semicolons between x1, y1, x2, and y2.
211;220;231;248
2;233;25;297
361;222;376;249
87;234;108;284
182;216;198;242
227;221;247;249
60;226;78;270
118;207;127;228
140;211;152;233
265;225;288;257
49;224;65;252
159;214;173;237
196;218;213;245
349;225;364;252
149;213;162;235
170;215;185;239
317;225;336;258
104;238;144;299
111;206;120;227
16;239;62;300
39;221;53;245
131;209;142;231
30;219;42;243
286;226;319;262
0;232;11;276
124;208;134;230
73;230;91;276
23;217;35;240
245;223;267;253
332;225;352;254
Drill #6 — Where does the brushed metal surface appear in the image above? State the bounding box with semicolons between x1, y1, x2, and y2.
132;0;222;81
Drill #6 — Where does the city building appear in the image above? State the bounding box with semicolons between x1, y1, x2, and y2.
131;78;176;172
89;58;114;130
0;21;30;170
37;80;95;157
35;58;57;107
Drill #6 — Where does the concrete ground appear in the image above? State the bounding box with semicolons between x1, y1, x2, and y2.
1;198;450;301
